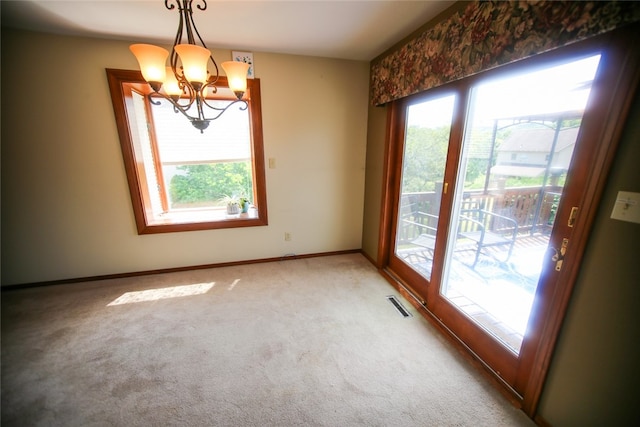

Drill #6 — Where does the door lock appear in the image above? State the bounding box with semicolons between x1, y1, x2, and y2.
551;238;569;271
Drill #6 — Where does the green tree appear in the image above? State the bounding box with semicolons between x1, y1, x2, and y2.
402;125;450;193
169;162;252;207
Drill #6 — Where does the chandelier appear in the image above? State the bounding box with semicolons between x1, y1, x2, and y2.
129;0;250;132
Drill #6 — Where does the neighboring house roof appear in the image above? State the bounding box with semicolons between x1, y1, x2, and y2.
498;126;579;153
491;165;547;177
491;126;579;177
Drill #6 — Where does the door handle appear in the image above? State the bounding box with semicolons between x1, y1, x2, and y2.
568;206;579;227
551;238;569;271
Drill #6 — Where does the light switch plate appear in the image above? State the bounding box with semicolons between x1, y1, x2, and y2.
610;191;640;224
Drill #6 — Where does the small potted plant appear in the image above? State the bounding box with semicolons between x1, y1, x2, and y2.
239;197;250;213
220;195;241;215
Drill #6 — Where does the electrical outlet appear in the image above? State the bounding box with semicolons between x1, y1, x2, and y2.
284;232;292;241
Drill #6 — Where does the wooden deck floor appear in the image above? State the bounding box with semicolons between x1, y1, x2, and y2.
398;233;550;353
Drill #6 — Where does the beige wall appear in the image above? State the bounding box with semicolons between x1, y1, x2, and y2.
0;29;370;285
360;59;640;427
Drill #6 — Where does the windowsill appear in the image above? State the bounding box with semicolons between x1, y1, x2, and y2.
138;206;267;233
148;206;259;225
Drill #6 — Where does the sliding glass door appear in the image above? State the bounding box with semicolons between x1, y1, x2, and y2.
438;54;601;355
383;32;639;406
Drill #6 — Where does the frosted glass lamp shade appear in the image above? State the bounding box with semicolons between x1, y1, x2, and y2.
130;44;169;83
222;61;250;94
163;68;182;96
174;44;211;84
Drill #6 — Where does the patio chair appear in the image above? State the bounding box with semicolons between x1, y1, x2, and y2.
400;211;439;256
457;209;518;267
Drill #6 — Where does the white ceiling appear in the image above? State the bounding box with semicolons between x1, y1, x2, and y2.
1;0;454;61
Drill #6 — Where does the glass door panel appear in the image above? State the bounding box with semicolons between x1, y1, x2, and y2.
394;95;455;282
440;55;601;354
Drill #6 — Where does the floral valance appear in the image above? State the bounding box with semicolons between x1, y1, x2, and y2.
370;1;640;106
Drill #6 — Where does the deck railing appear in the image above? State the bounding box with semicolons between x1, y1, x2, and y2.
401;185;561;237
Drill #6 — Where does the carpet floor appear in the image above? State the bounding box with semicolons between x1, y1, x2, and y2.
1;253;534;426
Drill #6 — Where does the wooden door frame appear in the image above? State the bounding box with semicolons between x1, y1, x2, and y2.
519;24;640;416
375;24;640;418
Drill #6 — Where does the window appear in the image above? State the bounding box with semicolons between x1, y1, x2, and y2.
107;69;268;234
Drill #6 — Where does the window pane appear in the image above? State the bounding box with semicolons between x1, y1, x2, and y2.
131;91;164;213
395;94;455;282
165;161;253;209
440;54;601;353
150;96;254;213
152;99;251;163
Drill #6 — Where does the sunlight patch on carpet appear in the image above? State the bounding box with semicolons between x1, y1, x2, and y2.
107;282;215;306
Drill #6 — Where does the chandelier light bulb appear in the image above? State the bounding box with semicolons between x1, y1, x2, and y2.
174;44;211;85
163;67;182;96
130;44;169;85
221;61;250;96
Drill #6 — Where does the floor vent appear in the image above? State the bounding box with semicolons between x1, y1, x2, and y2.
387;295;412;318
